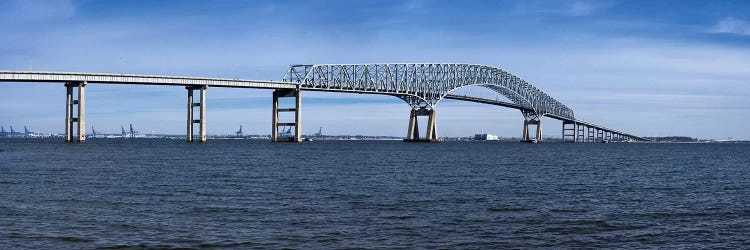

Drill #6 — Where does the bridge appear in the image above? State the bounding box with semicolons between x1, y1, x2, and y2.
0;63;647;143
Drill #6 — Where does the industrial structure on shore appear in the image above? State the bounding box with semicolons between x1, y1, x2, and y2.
0;63;647;144
0;126;45;138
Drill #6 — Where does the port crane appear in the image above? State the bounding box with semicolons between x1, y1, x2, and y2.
314;127;323;137
279;126;292;137
129;124;138;138
23;126;33;136
120;124;139;138
235;125;243;137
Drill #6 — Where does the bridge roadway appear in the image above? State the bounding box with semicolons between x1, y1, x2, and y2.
0;70;647;143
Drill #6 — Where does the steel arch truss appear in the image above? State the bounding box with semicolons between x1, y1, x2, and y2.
284;63;574;119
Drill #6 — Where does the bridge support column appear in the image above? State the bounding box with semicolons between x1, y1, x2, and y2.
200;86;207;143
522;120;542;143
65;81;86;143
404;108;438;142
520;110;542;143
272;87;302;142
65;83;72;142
426;109;438;141
577;124;585;143
594;128;601;142
186;85;207;143
406;108;418;140
522;122;529;142
562;121;577;143
537;120;543;142
186;87;193;142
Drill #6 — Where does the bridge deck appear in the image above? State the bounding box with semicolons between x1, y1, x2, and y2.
0;71;296;89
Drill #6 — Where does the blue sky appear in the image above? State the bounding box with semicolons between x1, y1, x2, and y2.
1;0;749;139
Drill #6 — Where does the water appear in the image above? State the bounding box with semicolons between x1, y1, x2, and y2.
1;139;749;249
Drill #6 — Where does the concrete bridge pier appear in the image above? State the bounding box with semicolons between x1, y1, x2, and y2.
592;128;598;142
577;124;586;143
562;121;577;143
537;121;543;142
65;81;86;143
522;120;542;143
271;87;302;142
520;111;542;143
404;108;438;142
186;85;207;143
406;108;419;140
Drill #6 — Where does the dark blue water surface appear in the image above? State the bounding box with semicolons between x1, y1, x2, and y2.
1;139;749;249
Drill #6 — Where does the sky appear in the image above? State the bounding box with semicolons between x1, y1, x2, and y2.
0;0;749;139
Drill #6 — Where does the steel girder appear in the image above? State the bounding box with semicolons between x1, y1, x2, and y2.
283;63;574;120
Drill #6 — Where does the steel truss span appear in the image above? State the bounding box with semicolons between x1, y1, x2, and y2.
284;63;574;120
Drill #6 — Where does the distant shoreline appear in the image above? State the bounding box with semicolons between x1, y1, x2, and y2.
1;136;747;143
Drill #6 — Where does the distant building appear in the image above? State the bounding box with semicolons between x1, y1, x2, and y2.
474;133;499;141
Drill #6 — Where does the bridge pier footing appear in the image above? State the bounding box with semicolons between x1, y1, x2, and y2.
272;87;302;142
65;81;86;143
404;108;438;142
186;85;207;143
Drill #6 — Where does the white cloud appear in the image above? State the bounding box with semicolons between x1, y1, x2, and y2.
709;17;750;36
